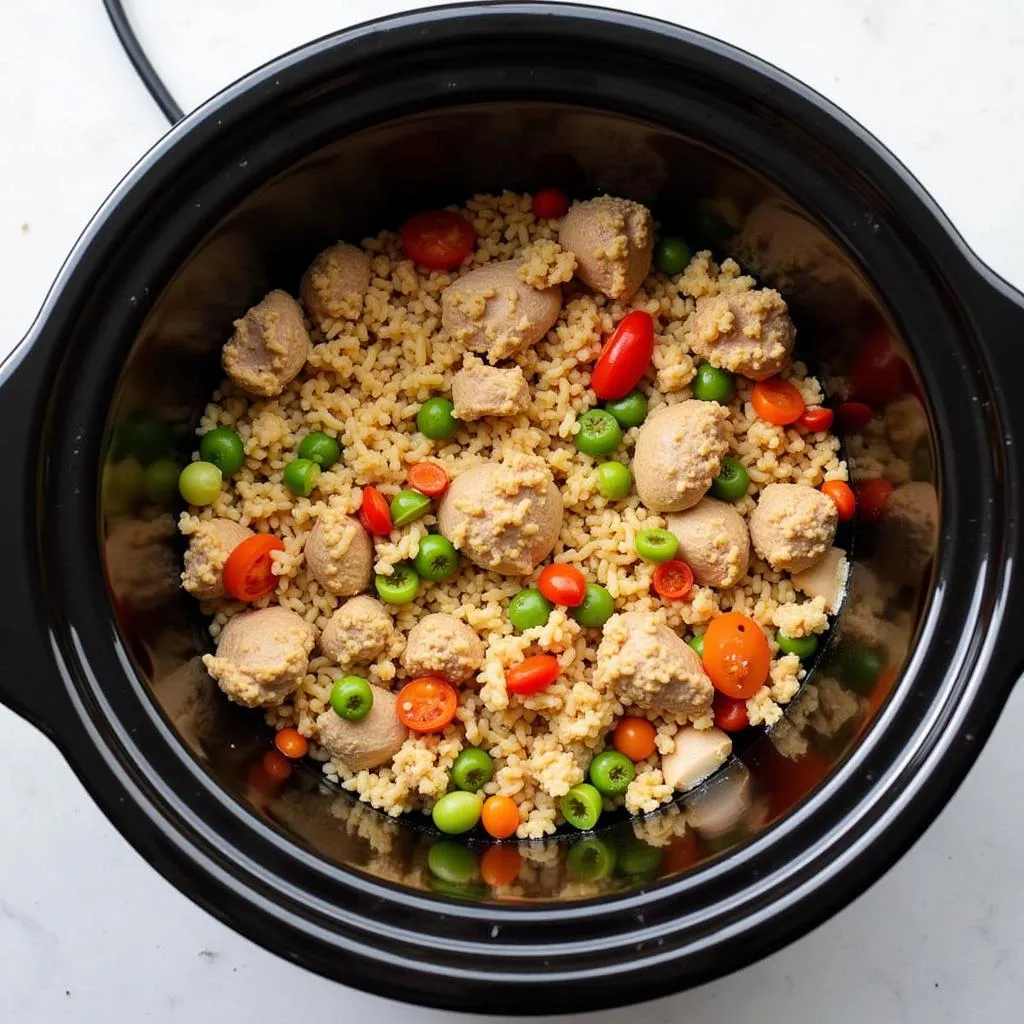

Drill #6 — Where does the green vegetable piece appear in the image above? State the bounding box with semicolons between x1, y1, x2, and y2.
635;528;679;563
413;534;459;581
710;456;750;502
575;409;622;456
143;457;180;504
571;583;615;629
297;431;342;469
560;783;603;831
604;389;648;428
617;837;664;876
121;415;174;466
330;676;373;721
777;631;819;660
508;588;554;632
427;839;478;884
178;461;222;506
689;634;705;658
451;748;494;792
374;563;420;605
417;397;460;440
654;236;693;275
283;458;321;497
596;461;632;500
432;791;483;835
567;836;617;881
692;362;736;404
199;428;245;476
588;750;636;796
390;489;431;527
841;645;885;695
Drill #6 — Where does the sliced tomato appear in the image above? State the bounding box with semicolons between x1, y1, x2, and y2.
537;564;587;607
713;692;750;732
359;485;393;536
396;676;457;733
652;560;694;600
222;534;284;602
531;187;570;220
837;401;873;433
400;210;475;270
506;655;560;696
799;406;834;432
850;329;905;404
821;480;856;521
751;378;806;426
590;310;655;400
407;461;449;497
702;612;771;699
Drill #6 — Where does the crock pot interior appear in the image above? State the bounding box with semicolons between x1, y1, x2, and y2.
99;102;937;900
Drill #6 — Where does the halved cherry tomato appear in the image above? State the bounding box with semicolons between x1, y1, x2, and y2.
652;559;694;600
400;209;476;270
531;187;570;220
858;477;893;521
537;564;587;607
590;310;655;400
713;692;750;732
480;843;523;885
506;655;560;696
821;480;856;521
751;378;806;426
396;676;458;733
407;461;449;497
664;831;701;873
481;796;521;841
612;717;657;761
223;534;285;602
261;749;293;782
701;612;771;699
274;727;308;760
359;485;393;536
850;329;905;405
837;401;873;433
799;406;834;432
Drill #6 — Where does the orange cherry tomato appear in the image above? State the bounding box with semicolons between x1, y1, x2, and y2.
400;209;476;270
481;796;521;840
506;655;560;696
612;717;657;762
751;378;806;426
858;477;894;521
652;560;694;600
531;187;570;220
591;310;655;400
274;727;308;760
407;461;449;497
850;329;905;405
713;692;750;732
799;406;834;432
821;480;856;521
837;401;873;433
701;612;771;699
396;676;458;733
223;534;284;602
537;563;587;607
359;485;393;536
261;749;293;782
480;844;523;885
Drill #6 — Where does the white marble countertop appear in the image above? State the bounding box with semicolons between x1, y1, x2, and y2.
1;1;1022;1020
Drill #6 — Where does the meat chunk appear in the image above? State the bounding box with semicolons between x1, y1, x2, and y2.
181;518;253;600
595;612;713;715
792;546;849;614
203;606;315;708
661;726;732;792
222;290;310;398
320;595;393;665
105;515;180;612
685;762;753;837
401;613;484;684
632;400;730;512
441;259;562;362
875;482;939;585
665;498;750;588
300;242;371;325
749;483;838;573
305;510;374;597
452;363;530;421
315;686;407;771
559;196;654;301
685;288;795;380
437;453;563;575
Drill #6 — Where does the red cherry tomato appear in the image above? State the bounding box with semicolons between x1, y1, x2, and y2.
799;406;834;432
537;564;587;607
531;187;570;220
821;480;856;521
359;486;393;536
850;329;905;405
858;477;894;521
396;676;458;733
837;401;873;433
407;461;449;497
506;655;560;696
713;692;750;732
400;210;476;270
222;534;285;602
652;560;694;600
751;378;806;426
590;310;655;400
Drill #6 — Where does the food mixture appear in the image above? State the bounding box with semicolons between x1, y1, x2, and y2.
177;189;852;840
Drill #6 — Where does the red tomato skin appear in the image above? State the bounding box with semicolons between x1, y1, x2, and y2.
506;655;560;695
537;564;587;607
591;311;655;400
400;210;475;270
532;188;570;220
223;535;285;602
799;407;834;432
837;401;873;433
652;560;694;600
360;486;393;536
850;330;905;405
821;480;856;521
858;477;894;521
713;693;750;732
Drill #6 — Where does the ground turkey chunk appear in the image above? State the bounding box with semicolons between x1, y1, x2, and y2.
203;607;315;708
320;595;393;665
181;518;253;600
437;453;563;575
315;686;407;771
875;482;939;584
222;289;310;398
559;196;654;301
300;242;371;325
306;510;374;596
685;288;795;380
401;613;485;684
441;259;562;362
452;362;530;421
595;612;713;715
749;483;838;573
632;400;730;512
665;498;749;588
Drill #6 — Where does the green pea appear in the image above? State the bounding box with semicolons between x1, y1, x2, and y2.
692;362;736;404
710;456;749;502
432;791;482;835
572;583;615;629
199;427;245;476
413;534;459;581
143;457;180;504
654;236;693;275
604;390;648;429
616;837;664;876
689;634;705;658
566;836;617;882
575;409;622;457
508;588;553;632
777;631;819;660
427;839;478;884
374;563;420;605
283;458;321;497
297;431;342;469
588;750;635;796
841;645;884;695
451;748;494;792
121;415;174;466
635;528;679;563
330;676;373;721
178;461;222;506
596;461;632;500
417;397;460;440
560;783;602;831
390;489;431;527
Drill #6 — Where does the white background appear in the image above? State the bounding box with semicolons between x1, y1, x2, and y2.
2;2;1023;1021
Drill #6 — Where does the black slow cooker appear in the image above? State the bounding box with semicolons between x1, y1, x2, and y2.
2;3;1023;1014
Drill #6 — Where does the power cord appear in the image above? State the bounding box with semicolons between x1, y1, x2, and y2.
101;0;183;125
